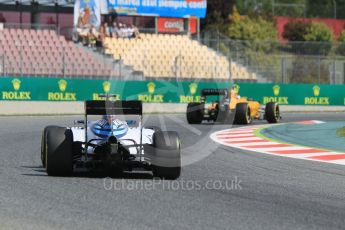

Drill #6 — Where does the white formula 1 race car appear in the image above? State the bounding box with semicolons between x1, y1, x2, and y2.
41;96;181;179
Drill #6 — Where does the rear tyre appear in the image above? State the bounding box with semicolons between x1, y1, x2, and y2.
265;102;280;123
45;126;74;176
151;131;181;180
41;126;56;168
234;103;252;124
186;103;203;124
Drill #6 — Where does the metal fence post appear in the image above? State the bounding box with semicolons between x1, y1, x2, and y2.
119;55;122;80
179;51;182;80
333;59;336;84
2;54;4;76
318;56;321;84
19;43;23;77
62;46;65;78
281;57;285;83
343;63;345;84
229;55;232;82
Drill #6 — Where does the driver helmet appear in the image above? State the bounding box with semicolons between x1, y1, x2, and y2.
102;114;116;124
91;114;128;139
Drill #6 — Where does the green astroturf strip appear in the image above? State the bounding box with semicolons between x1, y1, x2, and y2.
258;122;345;153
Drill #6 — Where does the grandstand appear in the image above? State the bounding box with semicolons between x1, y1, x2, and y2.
103;34;256;81
0;0;257;82
0;28;115;78
0;27;256;81
2;1;345;85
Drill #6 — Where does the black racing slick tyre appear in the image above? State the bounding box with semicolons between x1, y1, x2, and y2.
234;103;252;124
186;103;203;124
265;102;280;123
45;126;74;176
151;131;181;180
41;126;56;168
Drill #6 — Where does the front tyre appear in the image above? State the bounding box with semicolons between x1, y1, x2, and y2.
234;103;252;124
151;131;181;180
45;126;74;176
41;126;57;168
265;102;280;123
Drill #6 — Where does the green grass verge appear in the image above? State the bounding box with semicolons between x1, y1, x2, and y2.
336;127;345;137
253;125;342;153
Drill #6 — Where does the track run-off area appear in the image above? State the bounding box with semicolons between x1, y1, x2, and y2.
1;112;345;229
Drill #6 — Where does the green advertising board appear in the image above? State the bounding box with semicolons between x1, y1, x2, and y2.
0;77;344;106
234;83;344;106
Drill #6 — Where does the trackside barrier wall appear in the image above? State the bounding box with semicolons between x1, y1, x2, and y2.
0;77;345;106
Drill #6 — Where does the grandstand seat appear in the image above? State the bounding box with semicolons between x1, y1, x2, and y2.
1;28;114;78
100;33;257;81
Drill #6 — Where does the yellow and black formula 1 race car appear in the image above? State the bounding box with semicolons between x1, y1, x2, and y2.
186;88;280;124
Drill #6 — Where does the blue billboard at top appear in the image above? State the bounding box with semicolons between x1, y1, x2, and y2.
107;0;207;18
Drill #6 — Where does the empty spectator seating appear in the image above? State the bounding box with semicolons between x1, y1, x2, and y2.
0;28;114;78
103;34;257;81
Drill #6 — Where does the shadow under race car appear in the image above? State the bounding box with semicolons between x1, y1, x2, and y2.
186;89;280;124
41;97;181;179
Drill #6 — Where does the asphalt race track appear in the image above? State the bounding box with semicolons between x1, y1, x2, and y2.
1;113;345;230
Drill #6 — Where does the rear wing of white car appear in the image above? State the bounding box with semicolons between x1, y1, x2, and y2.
85;100;142;115
84;100;143;149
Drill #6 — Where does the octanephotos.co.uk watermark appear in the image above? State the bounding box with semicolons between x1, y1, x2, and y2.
103;177;243;191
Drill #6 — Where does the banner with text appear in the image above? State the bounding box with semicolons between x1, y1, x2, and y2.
158;17;185;33
0;77;345;106
107;0;207;18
